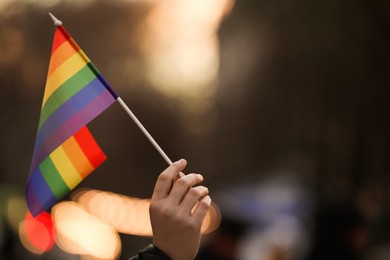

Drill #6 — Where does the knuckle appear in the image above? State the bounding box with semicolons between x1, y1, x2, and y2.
171;163;182;172
198;200;209;209
150;203;173;218
176;215;194;228
157;173;169;182
187;220;199;231
176;177;190;188
161;208;173;218
188;187;200;197
188;186;208;198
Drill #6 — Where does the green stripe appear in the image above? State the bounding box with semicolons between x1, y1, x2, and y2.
38;65;97;129
39;156;71;199
88;62;101;75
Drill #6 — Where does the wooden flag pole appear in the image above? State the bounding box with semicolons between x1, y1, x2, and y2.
49;12;173;166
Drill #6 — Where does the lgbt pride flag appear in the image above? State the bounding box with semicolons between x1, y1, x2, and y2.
26;24;118;217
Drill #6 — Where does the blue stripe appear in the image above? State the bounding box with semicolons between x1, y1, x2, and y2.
28;167;58;212
33;78;106;154
86;62;119;99
29;90;115;172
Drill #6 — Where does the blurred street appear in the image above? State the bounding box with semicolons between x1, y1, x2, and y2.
0;0;389;259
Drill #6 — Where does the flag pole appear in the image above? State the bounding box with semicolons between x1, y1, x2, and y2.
116;97;173;165
48;13;173;166
49;12;62;27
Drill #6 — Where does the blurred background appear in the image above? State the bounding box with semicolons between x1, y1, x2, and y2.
0;0;389;259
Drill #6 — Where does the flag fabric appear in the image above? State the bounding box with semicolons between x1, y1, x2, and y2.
26;25;118;216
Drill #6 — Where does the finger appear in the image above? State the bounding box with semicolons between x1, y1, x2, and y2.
174;171;186;183
179;186;209;214
168;173;204;205
191;195;211;227
151;159;187;200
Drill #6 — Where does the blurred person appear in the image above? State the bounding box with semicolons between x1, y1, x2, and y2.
130;159;212;260
305;204;369;260
199;174;311;260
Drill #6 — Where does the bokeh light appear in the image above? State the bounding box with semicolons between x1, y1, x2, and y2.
74;189;153;236
5;194;27;233
19;221;46;255
141;0;234;98
139;0;234;134
0;28;24;66
22;211;56;253
201;202;221;234
72;188;220;236
52;201;121;259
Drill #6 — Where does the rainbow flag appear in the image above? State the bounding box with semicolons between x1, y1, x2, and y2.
26;25;118;216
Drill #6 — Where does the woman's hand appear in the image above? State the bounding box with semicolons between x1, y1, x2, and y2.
149;159;211;260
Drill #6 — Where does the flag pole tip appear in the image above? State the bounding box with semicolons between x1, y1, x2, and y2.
48;12;62;27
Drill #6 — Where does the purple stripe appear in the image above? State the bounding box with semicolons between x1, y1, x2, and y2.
29;90;115;173
26;183;45;217
35;78;108;153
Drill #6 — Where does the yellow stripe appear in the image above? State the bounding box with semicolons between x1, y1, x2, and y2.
62;136;94;178
42;51;88;107
50;145;83;189
47;41;77;78
79;50;91;64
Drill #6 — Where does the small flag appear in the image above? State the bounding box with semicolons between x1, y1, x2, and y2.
26;25;118;216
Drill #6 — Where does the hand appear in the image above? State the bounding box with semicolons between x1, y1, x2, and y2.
149;159;211;260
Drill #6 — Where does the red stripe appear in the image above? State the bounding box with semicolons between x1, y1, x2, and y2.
51;26;70;54
59;26;81;53
73;126;107;169
51;26;82;54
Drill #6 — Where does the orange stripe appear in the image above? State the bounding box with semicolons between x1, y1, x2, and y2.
74;127;107;169
51;27;69;54
62;135;95;179
47;41;78;79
